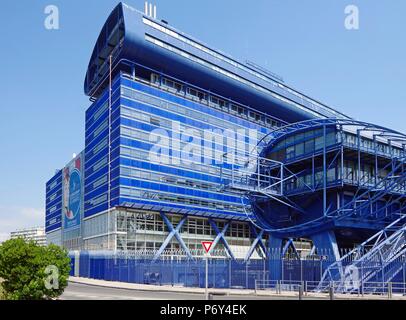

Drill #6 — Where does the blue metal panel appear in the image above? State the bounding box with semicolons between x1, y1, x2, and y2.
46;170;63;233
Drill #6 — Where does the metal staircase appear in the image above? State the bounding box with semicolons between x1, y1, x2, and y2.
315;155;406;293
317;215;406;293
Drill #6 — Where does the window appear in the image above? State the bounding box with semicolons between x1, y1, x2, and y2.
315;136;324;151
174;82;183;92
326;132;336;146
295;143;304;157
150;118;160;126
286;146;295;159
210;96;219;106
163;78;183;92
198;91;206;100
305;139;314;154
151;73;160;84
294;133;305;143
327;168;336;182
315;171;323;185
196;220;204;235
163;78;174;88
187;87;198;97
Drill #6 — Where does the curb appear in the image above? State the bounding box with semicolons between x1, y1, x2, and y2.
68;278;206;295
68;277;271;297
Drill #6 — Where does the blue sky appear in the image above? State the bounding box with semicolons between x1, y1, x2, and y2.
0;0;405;240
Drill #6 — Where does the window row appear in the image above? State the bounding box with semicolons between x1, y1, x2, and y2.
120;125;251;165
270;131;337;162
121;84;269;138
152;74;281;130
342;132;404;158
119;187;245;213
120;146;223;177
121;105;258;153
116;211;250;238
145;34;324;119
121;166;219;193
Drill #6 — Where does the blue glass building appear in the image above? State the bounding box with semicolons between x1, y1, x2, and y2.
46;2;352;259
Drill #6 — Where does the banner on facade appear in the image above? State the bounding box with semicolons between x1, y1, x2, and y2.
63;154;83;230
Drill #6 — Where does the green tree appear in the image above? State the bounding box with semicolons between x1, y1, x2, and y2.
0;238;71;300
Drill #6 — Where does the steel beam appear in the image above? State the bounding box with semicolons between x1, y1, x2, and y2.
244;226;266;262
208;219;236;260
153;213;192;261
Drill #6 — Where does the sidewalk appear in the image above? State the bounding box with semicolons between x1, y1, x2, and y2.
69;276;260;296
68;277;406;300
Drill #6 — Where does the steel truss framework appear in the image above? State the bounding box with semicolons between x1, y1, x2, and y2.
152;212;267;261
224;118;406;281
318;215;406;293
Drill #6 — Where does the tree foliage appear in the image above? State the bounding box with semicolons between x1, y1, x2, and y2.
0;238;71;300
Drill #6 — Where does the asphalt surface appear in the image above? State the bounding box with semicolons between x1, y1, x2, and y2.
61;282;304;300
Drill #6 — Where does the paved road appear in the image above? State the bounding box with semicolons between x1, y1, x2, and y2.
62;282;406;300
61;282;304;300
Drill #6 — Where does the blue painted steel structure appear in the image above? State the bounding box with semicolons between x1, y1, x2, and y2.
225;118;406;281
208;219;235;260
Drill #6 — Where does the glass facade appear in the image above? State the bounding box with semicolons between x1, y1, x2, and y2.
264;126;405;196
76;71;278;253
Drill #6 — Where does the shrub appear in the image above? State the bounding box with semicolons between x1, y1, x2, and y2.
0;280;4;300
0;238;71;300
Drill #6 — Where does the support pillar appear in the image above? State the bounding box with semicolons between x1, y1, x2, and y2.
244;226;267;262
268;236;283;281
311;230;341;262
208;219;235;260
311;230;341;282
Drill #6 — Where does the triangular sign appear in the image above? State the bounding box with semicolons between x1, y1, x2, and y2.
201;241;213;253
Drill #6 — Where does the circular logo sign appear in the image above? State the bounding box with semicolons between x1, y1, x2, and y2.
66;169;81;220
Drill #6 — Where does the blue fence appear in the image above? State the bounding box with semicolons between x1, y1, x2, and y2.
71;253;267;289
68;251;406;290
